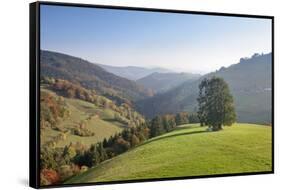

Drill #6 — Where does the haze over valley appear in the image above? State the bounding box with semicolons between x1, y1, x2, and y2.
42;50;272;124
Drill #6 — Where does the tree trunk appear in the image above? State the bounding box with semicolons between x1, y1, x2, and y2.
218;124;222;130
212;124;222;131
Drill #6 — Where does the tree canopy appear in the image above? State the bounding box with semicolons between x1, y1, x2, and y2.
197;77;236;131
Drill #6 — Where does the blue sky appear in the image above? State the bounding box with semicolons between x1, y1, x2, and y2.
41;5;271;74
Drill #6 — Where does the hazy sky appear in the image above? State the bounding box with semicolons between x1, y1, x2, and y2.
41;5;272;74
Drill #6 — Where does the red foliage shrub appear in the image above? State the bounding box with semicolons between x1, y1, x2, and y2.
41;169;60;184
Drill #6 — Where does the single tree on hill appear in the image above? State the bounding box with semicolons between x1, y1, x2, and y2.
197;77;236;131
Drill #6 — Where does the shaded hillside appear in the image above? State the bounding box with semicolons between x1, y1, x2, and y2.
137;72;200;93
40;50;153;101
98;64;171;80
137;53;272;124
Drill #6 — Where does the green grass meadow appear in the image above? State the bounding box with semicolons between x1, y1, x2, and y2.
66;123;272;184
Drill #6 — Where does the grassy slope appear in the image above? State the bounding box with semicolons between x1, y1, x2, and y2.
66;123;272;183
41;89;125;148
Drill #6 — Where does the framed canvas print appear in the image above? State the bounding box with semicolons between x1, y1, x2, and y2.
29;1;274;188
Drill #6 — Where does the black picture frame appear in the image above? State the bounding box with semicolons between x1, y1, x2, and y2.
30;1;274;189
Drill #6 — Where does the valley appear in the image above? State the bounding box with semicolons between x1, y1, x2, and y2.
136;53;272;124
38;7;273;187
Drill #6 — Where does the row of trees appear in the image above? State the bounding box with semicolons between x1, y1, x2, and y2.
73;124;150;168
52;111;190;154
71;113;190;168
40;123;150;185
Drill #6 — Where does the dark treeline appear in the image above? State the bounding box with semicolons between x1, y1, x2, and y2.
40;112;195;185
67;112;190;168
73;123;150;168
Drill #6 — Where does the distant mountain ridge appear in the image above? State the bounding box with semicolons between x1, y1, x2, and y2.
98;64;172;80
137;72;201;93
40;50;153;101
136;53;272;124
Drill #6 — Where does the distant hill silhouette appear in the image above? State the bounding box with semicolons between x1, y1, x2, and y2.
98;64;171;80
137;72;201;93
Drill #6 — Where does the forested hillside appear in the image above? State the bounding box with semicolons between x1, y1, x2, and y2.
41;50;153;101
136;53;272;124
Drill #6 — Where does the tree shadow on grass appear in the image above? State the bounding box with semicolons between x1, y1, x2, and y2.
138;129;209;148
102;118;116;122
173;125;200;131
